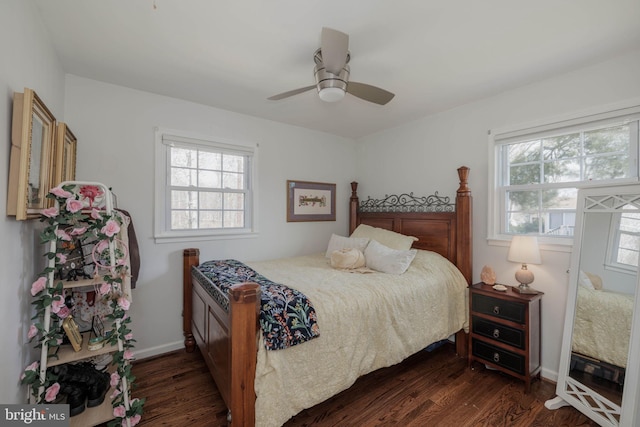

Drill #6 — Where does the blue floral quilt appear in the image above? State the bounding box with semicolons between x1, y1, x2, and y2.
194;259;320;350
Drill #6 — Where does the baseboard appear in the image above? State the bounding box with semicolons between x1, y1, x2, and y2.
133;340;184;361
541;367;558;383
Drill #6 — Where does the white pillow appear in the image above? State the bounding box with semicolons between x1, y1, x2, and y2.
325;234;370;258
578;270;595;289
350;224;418;251
364;240;417;275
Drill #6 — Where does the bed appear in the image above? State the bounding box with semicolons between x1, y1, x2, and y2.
182;166;473;426
571;284;633;383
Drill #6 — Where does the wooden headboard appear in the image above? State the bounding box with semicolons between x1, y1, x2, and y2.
349;166;472;285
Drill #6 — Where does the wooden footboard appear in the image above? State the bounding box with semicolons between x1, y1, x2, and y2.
183;248;260;426
182;166;472;426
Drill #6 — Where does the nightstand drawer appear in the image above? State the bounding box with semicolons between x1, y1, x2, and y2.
471;316;525;349
472;339;525;375
472;293;526;324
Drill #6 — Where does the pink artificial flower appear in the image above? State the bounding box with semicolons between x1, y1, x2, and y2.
65;198;83;213
123;349;134;361
110;372;121;387
79;185;103;207
42;207;58;218
124;332;133;341
50;186;72;198
113;405;126;418
70;226;87;236
45;382;60;402
91;208;102;220
28;324;38;340
56;253;68;264
98;282;111;296
30;277;47;296
101;220;120;237
50;297;66;314
25;361;39;372
95;240;109;254
117;297;130;311
126;415;142;427
110;387;122;399
55;229;71;242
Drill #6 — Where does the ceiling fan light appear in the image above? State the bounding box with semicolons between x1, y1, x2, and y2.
318;87;345;102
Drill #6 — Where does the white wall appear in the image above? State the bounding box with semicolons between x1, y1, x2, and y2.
64;75;356;359
356;48;640;380
0;0;66;404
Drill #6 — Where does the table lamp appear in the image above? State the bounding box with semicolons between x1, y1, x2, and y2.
508;235;542;294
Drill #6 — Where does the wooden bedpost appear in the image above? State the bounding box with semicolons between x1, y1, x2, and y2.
183;248;199;352
455;166;472;359
228;283;261;427
349;181;359;234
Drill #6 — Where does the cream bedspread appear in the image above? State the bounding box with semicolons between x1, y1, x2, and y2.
246;250;468;427
572;286;634;368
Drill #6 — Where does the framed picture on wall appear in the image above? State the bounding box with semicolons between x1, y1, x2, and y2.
286;180;336;222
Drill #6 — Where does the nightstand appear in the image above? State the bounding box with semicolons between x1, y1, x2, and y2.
468;282;543;393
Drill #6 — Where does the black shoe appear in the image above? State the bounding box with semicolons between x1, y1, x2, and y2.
59;382;87;417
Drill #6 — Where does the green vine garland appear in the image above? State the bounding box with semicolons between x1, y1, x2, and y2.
20;183;144;427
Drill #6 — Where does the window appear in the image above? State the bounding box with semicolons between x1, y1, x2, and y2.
154;129;257;242
607;211;640;272
489;103;640;244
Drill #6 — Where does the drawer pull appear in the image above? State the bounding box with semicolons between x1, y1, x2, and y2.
493;352;500;363
493;328;500;339
493;305;500;315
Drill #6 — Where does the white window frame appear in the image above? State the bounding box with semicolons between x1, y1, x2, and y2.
488;100;640;248
606;211;640;274
154;128;259;243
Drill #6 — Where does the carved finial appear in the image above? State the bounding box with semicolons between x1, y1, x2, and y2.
457;166;470;195
350;182;358;199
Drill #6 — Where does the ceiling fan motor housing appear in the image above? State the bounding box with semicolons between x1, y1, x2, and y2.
313;48;350;102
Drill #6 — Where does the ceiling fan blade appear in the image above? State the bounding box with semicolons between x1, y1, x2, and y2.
321;27;349;75
267;85;316;101
346;81;395;105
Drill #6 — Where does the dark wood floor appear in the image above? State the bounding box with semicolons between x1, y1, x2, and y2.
129;344;598;426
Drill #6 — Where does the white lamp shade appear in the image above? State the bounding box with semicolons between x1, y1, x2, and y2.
507;235;541;265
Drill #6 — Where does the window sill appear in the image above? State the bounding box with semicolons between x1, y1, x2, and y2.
487;236;573;253
154;231;259;244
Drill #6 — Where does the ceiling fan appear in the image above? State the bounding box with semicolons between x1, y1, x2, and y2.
268;27;395;105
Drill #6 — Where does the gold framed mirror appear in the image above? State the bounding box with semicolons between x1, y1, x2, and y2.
52;122;77;186
6;88;57;220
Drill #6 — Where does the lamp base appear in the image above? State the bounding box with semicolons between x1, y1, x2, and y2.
513;283;540;295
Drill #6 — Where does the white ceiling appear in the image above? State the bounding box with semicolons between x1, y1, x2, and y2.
34;0;640;139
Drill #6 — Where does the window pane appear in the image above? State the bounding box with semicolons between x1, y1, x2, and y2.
200;211;222;228
200;192;222;209
199;170;222;188
542;134;580;160
507;140;540;163
509;164;540;185
542;188;577;209
223;154;244;173
508;190;539;211
507;212;540;234
199;151;221;170
620;213;640;232
544;159;580;183
224;193;244;210
223;172;244;190
171;191;197;209
585;154;629;181
584;125;629;154
618;247;639;267
171;167;197;186
224;211;244;228
171;210;197;230
171;147;197;167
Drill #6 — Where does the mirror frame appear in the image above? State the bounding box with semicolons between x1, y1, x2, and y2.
52;122;77;186
6;88;57;220
546;183;640;426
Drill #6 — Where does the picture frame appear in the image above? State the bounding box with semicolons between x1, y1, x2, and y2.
62;316;83;352
6;88;57;220
286;180;336;222
52;122;77;187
